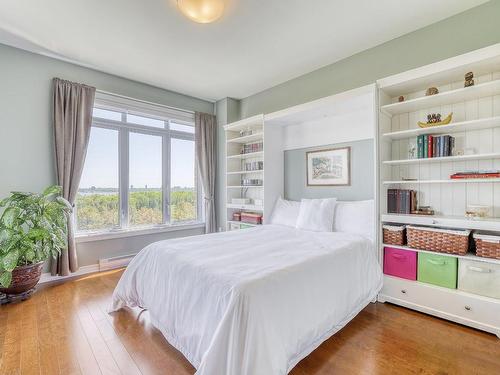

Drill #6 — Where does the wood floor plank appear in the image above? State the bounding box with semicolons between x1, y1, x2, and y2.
20;296;40;375
0;301;23;375
0;304;9;370
2;269;500;375
44;282;82;375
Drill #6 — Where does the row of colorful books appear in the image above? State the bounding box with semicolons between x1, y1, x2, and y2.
416;134;454;158
241;142;263;154
450;170;500;179
387;189;418;214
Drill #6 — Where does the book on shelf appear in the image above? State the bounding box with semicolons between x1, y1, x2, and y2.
415;134;454;159
450;170;500;179
241;142;263;154
387;189;417;214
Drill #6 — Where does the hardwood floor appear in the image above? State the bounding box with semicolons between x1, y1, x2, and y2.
1;269;499;375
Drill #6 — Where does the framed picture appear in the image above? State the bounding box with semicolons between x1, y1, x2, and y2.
306;147;350;186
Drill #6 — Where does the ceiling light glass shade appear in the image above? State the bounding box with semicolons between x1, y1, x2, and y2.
177;0;224;23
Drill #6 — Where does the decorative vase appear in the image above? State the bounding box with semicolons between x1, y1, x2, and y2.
0;261;44;295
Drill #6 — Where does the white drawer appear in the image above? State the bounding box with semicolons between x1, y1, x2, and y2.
380;276;500;336
458;259;500;299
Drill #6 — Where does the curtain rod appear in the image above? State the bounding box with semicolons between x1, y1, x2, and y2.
96;89;195;115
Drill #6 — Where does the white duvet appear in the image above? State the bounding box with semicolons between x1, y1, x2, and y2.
110;225;382;375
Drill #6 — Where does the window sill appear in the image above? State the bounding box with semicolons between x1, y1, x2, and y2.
75;222;205;243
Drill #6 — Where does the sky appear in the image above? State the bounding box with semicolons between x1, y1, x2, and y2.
79;126;195;189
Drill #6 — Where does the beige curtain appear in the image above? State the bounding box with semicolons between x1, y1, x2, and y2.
51;78;96;276
195;112;217;233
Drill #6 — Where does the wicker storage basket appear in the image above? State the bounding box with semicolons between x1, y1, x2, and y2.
383;225;406;245
407;226;470;255
473;233;500;260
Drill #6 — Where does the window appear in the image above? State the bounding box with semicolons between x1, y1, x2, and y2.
77;127;119;231
76;94;201;234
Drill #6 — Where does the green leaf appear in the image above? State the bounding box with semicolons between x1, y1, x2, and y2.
28;228;48;241
42;185;61;197
0;228;10;244
2;249;19;271
25;249;36;262
0;271;12;288
1;207;20;228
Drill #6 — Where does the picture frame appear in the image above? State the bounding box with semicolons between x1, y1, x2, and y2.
306;147;350;186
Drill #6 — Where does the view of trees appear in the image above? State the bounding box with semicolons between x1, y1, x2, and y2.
76;188;196;231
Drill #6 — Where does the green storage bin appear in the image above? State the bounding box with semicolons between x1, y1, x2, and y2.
240;224;255;229
417;253;457;289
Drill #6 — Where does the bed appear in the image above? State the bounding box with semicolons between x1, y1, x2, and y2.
110;223;382;375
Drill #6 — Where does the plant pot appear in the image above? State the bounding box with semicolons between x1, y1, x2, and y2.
0;261;44;295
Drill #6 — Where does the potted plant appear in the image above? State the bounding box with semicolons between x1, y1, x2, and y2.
0;185;72;295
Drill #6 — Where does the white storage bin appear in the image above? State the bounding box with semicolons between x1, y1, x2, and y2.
229;223;241;231
458;259;500;300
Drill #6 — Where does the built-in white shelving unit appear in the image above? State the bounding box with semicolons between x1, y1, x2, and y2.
377;43;500;338
223;114;283;231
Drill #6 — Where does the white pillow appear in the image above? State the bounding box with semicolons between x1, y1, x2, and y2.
269;197;301;227
296;198;337;232
333;200;374;239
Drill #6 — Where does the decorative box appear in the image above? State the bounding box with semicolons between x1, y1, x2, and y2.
383;225;406;245
473;233;500;260
458;259;500;299
417;253;457;289
383;247;417;280
241;212;262;225
407;226;470;255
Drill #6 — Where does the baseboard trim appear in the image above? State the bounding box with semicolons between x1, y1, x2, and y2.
39;264;101;284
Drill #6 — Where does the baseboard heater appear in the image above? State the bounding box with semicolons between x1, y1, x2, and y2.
98;254;135;272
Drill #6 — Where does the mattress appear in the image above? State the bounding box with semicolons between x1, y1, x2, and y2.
110;224;382;375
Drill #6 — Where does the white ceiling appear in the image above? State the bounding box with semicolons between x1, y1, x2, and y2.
0;0;488;102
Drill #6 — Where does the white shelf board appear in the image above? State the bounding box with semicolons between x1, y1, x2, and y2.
383;178;500;185
381;79;500;116
382;116;500;140
383;152;500;165
226;132;263;144
226;203;263;211
381;213;500;231
227;151;263;160
227;220;260;227
224;114;263;132
226;170;264;175
226;185;263;189
382;244;500;266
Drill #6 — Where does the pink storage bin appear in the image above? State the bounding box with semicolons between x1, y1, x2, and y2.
383;247;417;280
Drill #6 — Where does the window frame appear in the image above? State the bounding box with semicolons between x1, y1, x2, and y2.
76;95;203;238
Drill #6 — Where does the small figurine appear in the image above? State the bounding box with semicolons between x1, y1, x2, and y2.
427;113;442;124
426;87;439;96
464;71;474;87
398;95;405;102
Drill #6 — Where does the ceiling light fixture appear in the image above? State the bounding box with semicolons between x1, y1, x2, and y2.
177;0;225;24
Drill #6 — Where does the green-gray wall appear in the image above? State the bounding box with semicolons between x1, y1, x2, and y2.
0;43;214;268
239;0;500;118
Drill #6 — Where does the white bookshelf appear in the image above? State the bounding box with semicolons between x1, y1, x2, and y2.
377;44;500;338
223;115;283;231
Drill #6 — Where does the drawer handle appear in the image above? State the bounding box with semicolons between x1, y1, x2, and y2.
391;253;407;260
464;306;472;311
427;259;446;266
467;266;492;273
401;289;407;294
